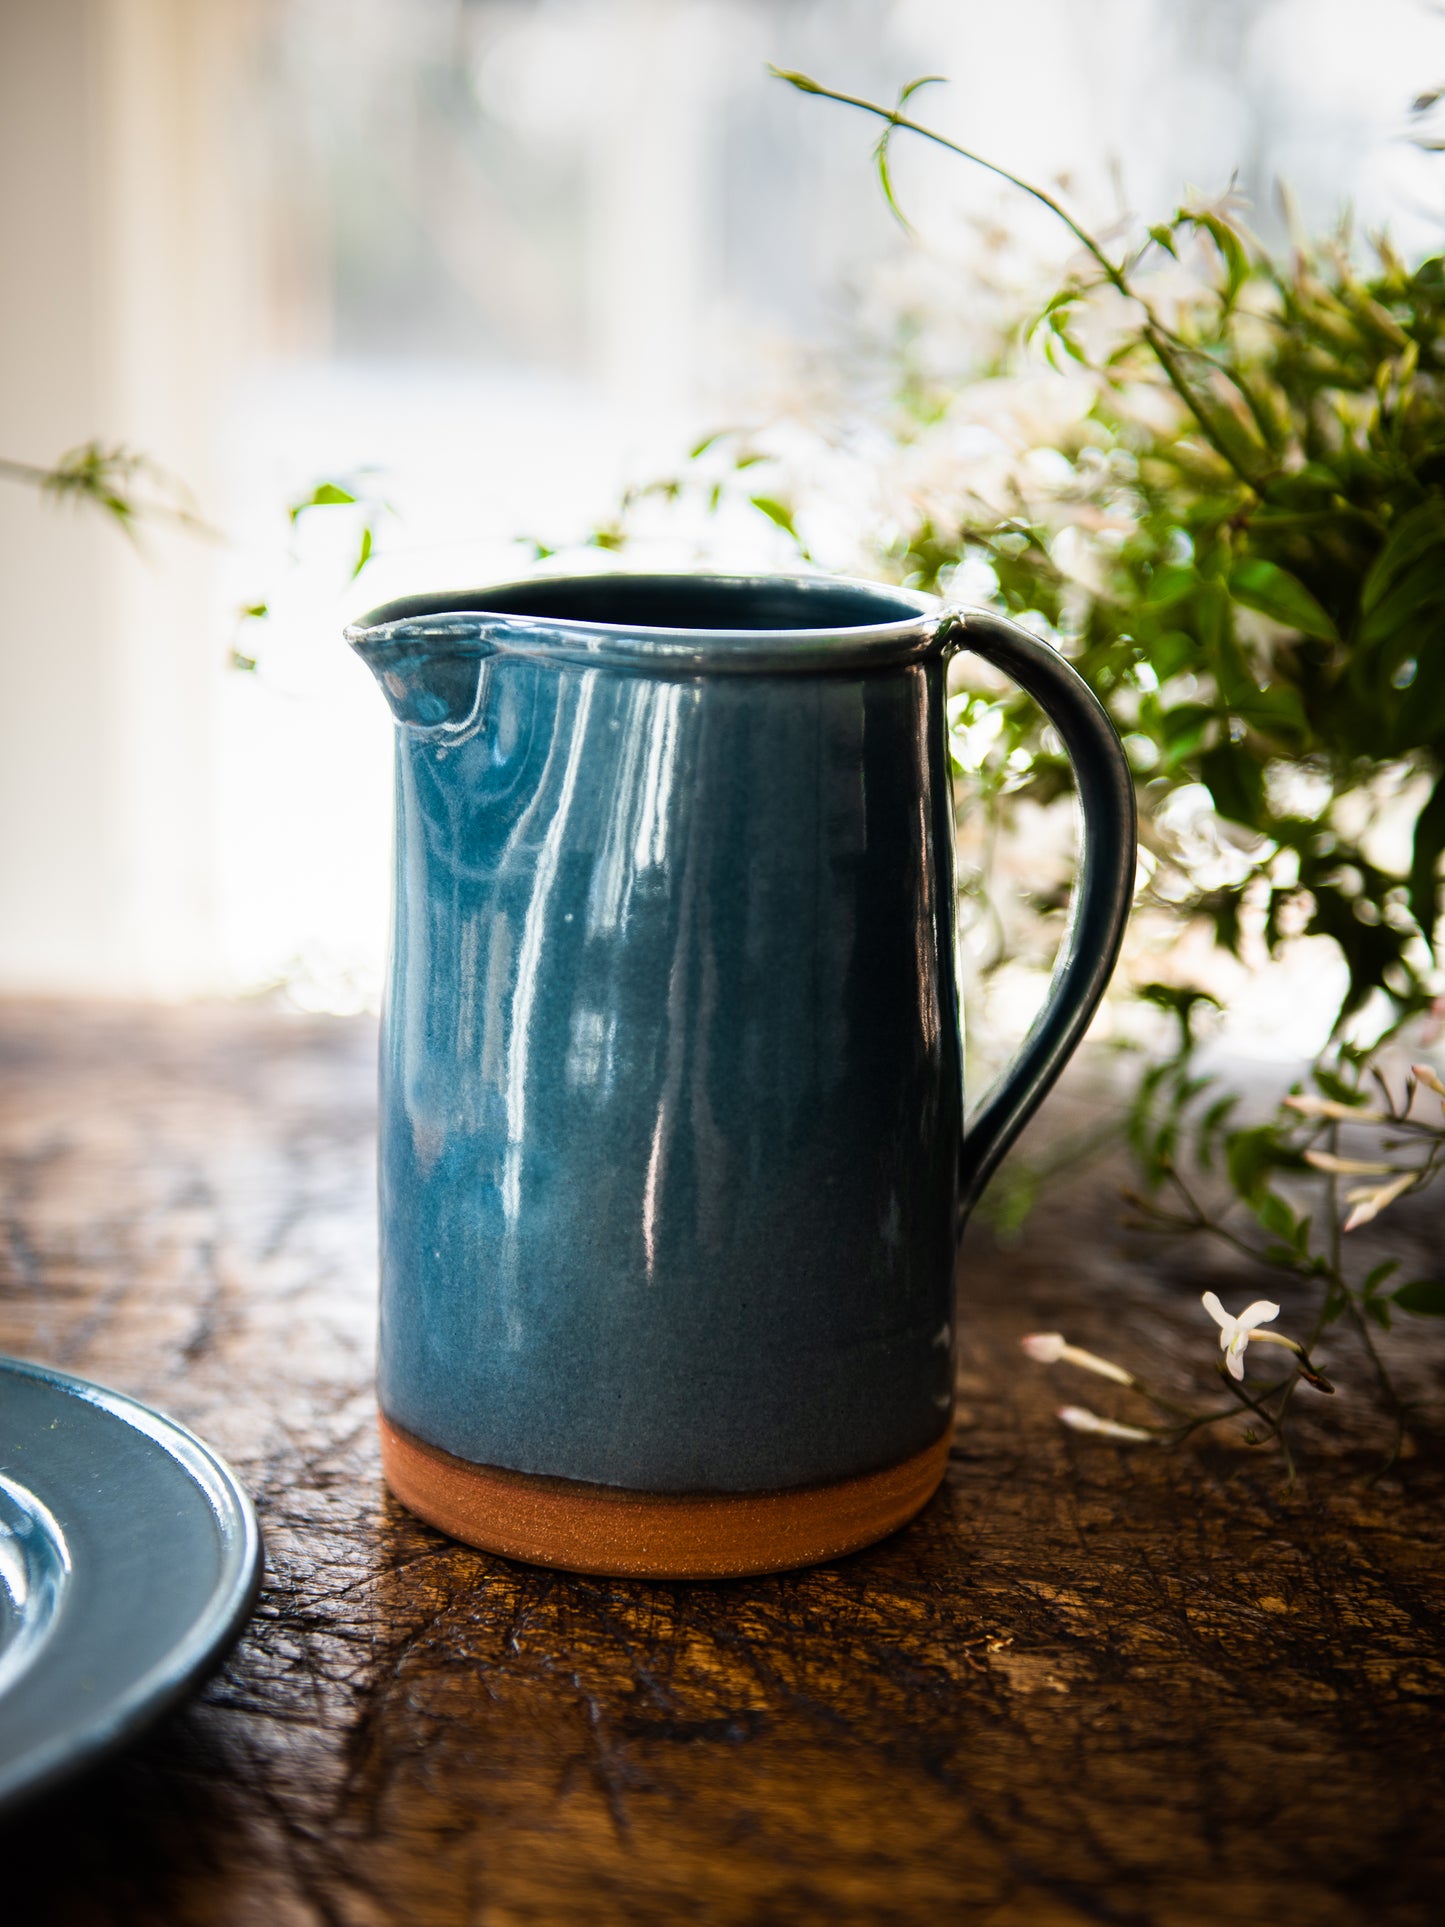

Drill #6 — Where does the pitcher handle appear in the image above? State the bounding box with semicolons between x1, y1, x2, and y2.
943;609;1137;1225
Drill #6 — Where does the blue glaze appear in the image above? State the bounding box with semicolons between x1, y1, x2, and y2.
0;1356;262;1814
349;576;1135;1495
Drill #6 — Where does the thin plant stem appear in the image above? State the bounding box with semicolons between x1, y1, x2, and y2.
1326;1120;1342;1290
1161;1165;1278;1269
0;456;55;487
0;450;217;539
1340;1296;1411;1476
769;72;1268;489
1221;1372;1298;1487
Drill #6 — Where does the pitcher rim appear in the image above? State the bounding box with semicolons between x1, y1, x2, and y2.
345;571;945;674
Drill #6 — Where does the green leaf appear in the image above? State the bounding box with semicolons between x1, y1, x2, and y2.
1200;1092;1241;1135
1191;210;1251;305
1228;559;1338;640
1200;739;1266;827
750;495;800;538
1142;565;1198;610
898;74;946;107
1226;1124;1283;1202
868;78;947;230
1231;681;1309;741
1158;701;1212;740
1360;499;1445;614
1255;1190;1296;1241
1148;223;1179;259
350;525;374;581
767;65;823;94
238;602;268;621
1196;581;1236;686
1392;1277;1445;1316
1022;293;1071;345
1408;768;1445;948
1357;503;1445;649
1041;289;1080;315
1359;560;1445;650
1362;1260;1400;1296
1138;982;1221;1053
874;131;912;232
289;480;357;525
1313;1067;1368;1106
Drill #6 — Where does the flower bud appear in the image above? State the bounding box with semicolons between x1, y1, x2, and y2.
1021;1332;1068;1362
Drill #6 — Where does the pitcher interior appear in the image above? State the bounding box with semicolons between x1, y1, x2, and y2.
357;574;928;636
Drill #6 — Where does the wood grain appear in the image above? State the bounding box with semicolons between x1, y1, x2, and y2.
0;999;1442;1926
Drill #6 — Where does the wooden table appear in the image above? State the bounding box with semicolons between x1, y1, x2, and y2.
1;1000;1442;1925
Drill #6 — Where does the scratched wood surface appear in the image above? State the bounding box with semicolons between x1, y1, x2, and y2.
1;999;1443;1927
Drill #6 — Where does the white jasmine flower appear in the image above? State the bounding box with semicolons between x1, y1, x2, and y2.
1283;1094;1380;1121
1057;1405;1154;1442
1201;1292;1281;1380
1022;1331;1068;1361
1343;1170;1417;1232
1411;1063;1445;1116
1021;1333;1134;1385
1303;1150;1393;1176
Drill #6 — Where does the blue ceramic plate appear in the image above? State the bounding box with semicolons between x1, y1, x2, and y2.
0;1357;262;1814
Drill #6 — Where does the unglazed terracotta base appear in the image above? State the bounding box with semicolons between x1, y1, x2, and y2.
379;1414;951;1579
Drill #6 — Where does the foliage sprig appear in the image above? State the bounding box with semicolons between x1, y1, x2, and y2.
766;66;1445;1473
773;65;1445;1032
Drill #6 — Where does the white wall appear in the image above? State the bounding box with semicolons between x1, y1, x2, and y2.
0;0;246;994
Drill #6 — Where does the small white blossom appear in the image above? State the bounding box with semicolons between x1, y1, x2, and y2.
1021;1332;1067;1362
1411;1063;1445;1117
1342;1170;1417;1232
1021;1332;1133;1384
1057;1405;1154;1442
1283;1094;1380;1121
1303;1150;1393;1176
1201;1292;1281;1380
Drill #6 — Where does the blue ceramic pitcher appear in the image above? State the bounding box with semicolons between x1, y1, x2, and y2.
348;575;1134;1577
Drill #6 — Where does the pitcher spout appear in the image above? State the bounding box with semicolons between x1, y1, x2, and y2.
346;610;497;731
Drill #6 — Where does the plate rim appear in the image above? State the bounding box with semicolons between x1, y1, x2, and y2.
0;1354;264;1816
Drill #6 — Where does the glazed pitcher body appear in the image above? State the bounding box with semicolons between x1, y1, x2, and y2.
349;575;1135;1576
